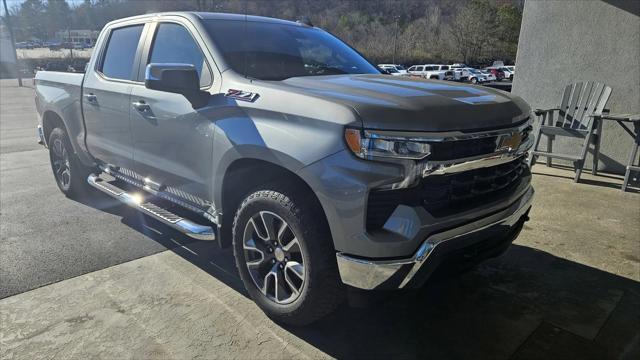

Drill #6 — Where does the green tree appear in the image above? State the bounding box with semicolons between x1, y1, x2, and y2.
45;0;70;40
16;0;46;40
496;3;522;61
448;0;500;64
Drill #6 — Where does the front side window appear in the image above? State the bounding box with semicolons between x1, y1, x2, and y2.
204;20;380;81
148;23;212;87
100;25;144;80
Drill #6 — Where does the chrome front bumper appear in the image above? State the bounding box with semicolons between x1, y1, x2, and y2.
336;186;534;290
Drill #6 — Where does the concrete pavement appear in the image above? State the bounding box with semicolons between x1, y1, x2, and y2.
1;78;639;359
0;79;180;299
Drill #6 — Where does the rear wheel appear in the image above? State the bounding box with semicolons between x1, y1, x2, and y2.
471;77;478;84
48;127;93;198
232;189;343;325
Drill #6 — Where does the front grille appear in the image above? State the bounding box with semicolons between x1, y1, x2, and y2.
429;137;498;160
366;159;529;231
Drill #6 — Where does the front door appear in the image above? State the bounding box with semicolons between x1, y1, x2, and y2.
130;21;217;204
83;23;146;170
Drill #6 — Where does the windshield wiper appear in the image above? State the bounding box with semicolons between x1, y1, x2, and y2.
312;66;348;75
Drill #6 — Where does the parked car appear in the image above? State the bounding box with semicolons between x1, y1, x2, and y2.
481;69;497;82
484;67;505;81
464;68;490;84
450;64;471;81
502;66;515;80
407;64;450;80
378;64;408;76
430;64;464;81
35;12;534;325
16;42;35;49
46;42;63;51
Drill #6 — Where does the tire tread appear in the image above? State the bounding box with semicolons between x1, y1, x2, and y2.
232;188;343;325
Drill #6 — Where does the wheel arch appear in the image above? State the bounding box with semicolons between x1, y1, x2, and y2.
42;110;66;146
41;108;95;167
218;158;330;249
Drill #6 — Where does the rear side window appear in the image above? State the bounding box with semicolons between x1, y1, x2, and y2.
149;23;212;87
100;25;144;80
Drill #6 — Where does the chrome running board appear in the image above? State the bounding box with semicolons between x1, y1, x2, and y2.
87;173;216;241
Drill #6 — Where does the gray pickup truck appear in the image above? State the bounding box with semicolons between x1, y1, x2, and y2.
35;12;534;324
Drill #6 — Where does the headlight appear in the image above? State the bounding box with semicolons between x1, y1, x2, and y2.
344;128;431;160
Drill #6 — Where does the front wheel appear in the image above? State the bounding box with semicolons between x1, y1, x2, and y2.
232;189;344;325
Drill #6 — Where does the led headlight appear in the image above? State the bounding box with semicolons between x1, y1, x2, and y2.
345;128;431;160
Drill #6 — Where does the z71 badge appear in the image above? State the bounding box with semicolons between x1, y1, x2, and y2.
225;89;259;102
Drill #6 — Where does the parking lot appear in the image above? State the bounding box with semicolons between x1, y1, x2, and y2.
0;78;638;359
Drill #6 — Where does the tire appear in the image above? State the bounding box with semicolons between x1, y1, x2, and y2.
232;189;344;325
471;77;478;84
48;127;93;198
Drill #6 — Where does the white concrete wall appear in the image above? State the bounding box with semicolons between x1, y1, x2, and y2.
513;0;640;173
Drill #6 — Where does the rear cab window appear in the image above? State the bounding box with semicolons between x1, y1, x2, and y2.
99;25;144;80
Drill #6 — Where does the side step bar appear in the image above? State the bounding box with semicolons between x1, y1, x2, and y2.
87;174;216;241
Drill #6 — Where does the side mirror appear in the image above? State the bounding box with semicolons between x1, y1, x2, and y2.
145;63;208;108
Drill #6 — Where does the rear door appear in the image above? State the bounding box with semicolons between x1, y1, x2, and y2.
130;20;219;204
83;23;148;169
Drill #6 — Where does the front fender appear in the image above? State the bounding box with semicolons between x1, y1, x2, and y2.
210;105;354;214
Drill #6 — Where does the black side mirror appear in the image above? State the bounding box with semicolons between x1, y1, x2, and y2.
145;63;208;108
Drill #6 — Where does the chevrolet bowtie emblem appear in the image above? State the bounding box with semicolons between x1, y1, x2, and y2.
499;132;522;151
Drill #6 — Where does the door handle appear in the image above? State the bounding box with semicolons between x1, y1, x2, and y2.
85;93;97;103
132;100;151;112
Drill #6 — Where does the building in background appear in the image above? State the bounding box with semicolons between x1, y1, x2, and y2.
513;0;640;174
54;29;99;47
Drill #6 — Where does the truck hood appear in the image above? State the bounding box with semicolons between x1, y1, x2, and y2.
281;74;529;132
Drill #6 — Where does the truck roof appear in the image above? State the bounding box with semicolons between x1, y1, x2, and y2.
105;11;302;28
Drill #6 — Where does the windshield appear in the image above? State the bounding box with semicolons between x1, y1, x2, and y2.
204;20;380;80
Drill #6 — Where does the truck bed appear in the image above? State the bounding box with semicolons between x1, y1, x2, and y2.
34;71;86;157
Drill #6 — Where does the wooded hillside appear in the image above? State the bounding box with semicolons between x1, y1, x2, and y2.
5;0;524;65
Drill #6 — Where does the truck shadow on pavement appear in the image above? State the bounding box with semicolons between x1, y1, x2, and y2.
77;192;640;360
